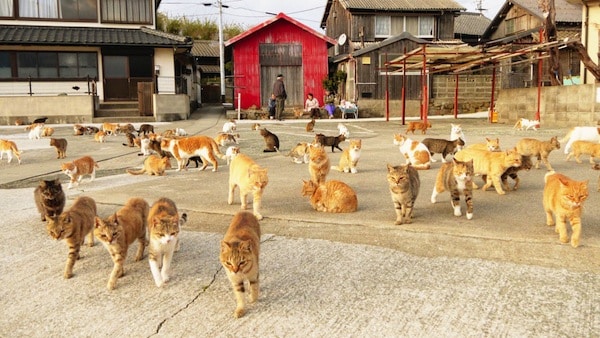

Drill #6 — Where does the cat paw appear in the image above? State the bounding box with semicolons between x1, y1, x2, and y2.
466;213;473;220
234;308;246;318
254;213;263;220
154;280;164;288
571;238;580;248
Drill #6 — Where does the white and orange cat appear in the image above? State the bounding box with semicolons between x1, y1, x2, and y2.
543;171;588;248
94;130;106;143
286;142;310;164
332;139;361;173
28;123;43;140
225;146;240;165
102;122;120;136
220;211;261;318
0;139;22;164
126;155;171;176
308;144;330;184
450;123;466;149
301;179;358;213
162;136;225;172
61;155;99;189
222;119;237;134
393;134;431;170
228;154;269;220
214;132;239;146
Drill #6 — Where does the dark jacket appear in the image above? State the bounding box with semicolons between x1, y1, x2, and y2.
273;79;287;99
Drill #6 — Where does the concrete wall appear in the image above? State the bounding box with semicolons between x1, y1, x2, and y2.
154;94;190;122
0;95;94;125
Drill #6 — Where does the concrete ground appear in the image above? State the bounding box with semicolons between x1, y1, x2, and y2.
0;105;599;337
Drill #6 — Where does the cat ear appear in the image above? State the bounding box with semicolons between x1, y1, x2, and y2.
386;163;394;172
221;240;232;252
94;216;102;228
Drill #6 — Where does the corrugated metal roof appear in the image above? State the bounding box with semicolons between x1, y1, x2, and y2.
512;0;581;23
192;40;219;57
454;12;491;36
0;25;192;47
199;65;220;73
340;0;465;11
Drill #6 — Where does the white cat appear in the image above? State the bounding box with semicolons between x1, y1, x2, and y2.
393;134;431;170
140;137;153;156
28;124;43;140
337;123;350;138
513;118;540;131
225;146;240;165
450;123;466;149
175;128;187;136
222;120;236;134
561;126;600;154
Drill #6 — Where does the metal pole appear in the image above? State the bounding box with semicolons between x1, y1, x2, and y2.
218;0;226;104
454;73;459;118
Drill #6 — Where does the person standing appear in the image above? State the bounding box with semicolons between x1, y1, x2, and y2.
268;93;276;119
272;74;287;121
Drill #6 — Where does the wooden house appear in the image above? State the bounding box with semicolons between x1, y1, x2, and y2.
225;12;336;111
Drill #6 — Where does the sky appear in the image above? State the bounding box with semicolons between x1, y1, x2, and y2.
158;0;504;32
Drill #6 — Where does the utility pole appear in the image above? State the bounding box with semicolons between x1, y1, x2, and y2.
203;1;227;103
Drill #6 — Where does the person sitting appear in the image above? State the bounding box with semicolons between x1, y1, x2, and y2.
324;90;336;119
304;93;321;119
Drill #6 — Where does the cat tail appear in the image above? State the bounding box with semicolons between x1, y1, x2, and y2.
179;212;188;226
544;170;556;183
412;163;431;170
210;139;227;160
560;129;573;144
126;168;145;175
331;165;342;172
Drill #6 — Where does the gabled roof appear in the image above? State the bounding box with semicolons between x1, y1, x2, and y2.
192;40;219;57
225;12;336;47
352;32;428;57
0;25;192;47
454;12;491;36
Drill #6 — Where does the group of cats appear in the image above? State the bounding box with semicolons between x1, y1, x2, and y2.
0;121;64;165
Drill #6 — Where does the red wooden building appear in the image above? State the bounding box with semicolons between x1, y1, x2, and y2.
225;13;336;110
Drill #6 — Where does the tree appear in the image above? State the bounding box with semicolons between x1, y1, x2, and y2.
156;13;245;40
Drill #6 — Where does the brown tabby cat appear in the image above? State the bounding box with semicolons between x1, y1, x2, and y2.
228;154;269;220
46;196;96;279
34;178;66;222
543;171;588;248
161;135;225;172
41;127;54;137
314;133;345;152
126;155;171;176
405;120;432;134
386;164;420;225
122;132;137;147
308;144;330;184
306;118;315;132
94;197;149;290
331;139;361;173
0;139;22;164
301;179;358;213
50;138;67;159
259;128;280;152
421;137;465;163
119;123;136;135
220;211;261;318
431;158;474;219
61;155;99;189
516;136;560;170
566;140;600;164
454;147;522;195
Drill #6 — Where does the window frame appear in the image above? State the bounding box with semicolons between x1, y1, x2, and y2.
1;51;98;80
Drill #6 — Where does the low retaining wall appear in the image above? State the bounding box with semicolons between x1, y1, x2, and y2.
0;95;94;125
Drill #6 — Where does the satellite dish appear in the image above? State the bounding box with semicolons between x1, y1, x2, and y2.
338;33;347;46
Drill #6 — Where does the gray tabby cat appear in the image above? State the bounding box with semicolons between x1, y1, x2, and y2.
421;137;465;163
386;163;420;225
431;158;474;219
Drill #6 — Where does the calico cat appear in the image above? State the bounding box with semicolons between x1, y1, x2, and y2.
215;132;239;146
306;118;315;132
393;134;431;170
286;142;310;164
386;163;420;225
421;137;464;163
161;135;225;171
516;136;560;170
148;197;186;287
482;155;533;191
126;155;171;176
41;127;54;137
405;120;432;134
228;154;269;220
34;178;65;221
259;128;279;152
102;122;120;136
220;211;261;318
46;196;96;279
314;133;345;152
225;146;240;165
50;138;67;159
61;155;99;189
94;197;149;290
0;139;22;164
566;140;600;164
73;124;85;136
308;144;330;185
94;130;106;143
301;179;358;213
454;147;522;195
431;158;474;219
331;139;361;173
137;123;154;136
543;171;588;248
467;137;501;152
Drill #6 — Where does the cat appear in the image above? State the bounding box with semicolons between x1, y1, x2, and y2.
431;158;474;219
566;140;600;164
220;211;261;318
215;132;239;146
85;126;99;135
482;155;533;191
386;163;420;225
0;139;22;164
393;134;431;170
34;178;65;222
41;127;54;137
421;137;465;163
148;197;187;287
561;126;600;155
450;123;466;149
137;123;154;136
467;137;501;152
301;179;358;213
337;123;350;138
228;153;269;220
50;138;67;159
286;142;310;164
186;156;203;168
331;139;361;173
593;163;600;192
94;130;106;143
225;146;240;165
46;196;96;279
405;120;432;134
314;133;345;152
259;128;279;152
28;123;43;140
119;123;136;135
122;132;137;147
306;118;315;132
126;155;171;176
94;197;149;290
222;119;237;134
308;144;330;185
515;136;560;170
513;118;540;131
251;123;261;131
454;147;522;195
543;171;588;248
161;135;225;172
61;155;99;189
73;124;85;136
162;128;187;138
102;122;120;136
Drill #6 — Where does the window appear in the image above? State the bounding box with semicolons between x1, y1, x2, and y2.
17;0;97;20
418;16;434;37
376;15;435;39
101;0;152;24
12;51;97;79
0;0;12;17
0;52;11;78
375;16;391;38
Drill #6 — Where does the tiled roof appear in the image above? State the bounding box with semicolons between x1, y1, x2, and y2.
455;12;491;36
340;0;465;11
512;0;581;23
0;25;192;47
192;40;219;57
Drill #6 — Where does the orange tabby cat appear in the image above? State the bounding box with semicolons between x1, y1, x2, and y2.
126;155;171;176
301;179;358;213
102;122;120;136
61;156;99;189
0;139;22;164
543;171;588;248
94;197;149;290
331;139;361;173
516;136;560;170
220;211;261;318
467;137;501;152
405;120;431;134
228;153;269;220
94;130;106;143
46;196;96;279
214;132;239;146
454;147;521;195
41;126;54;137
308;144;330;184
566;140;600;164
161;135;225;172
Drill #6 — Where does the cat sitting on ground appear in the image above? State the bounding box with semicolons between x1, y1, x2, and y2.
46;196;96;279
122;132;137;147
421;137;464;163
516;136;560;170
286;142;310;164
566;140;600;164
431;158;474;219
386;163;420;225
308;144;330;184
0;139;22;164
301;180;358;213
306;118;315;132
94;197;149;290
331;139;361;173
85;126;99;135
126;155;171;176
161;135;225;171
393;134;431;170
50;138;67;159
450;123;466;149
94;130;106;143
543;171;588;248
34;178;65;222
73;124;85;136
259;128;279;152
314;133;345;152
228;154;269;220
220;211;261;318
60;155;99;189
41;127;54;137
405;120;432;134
